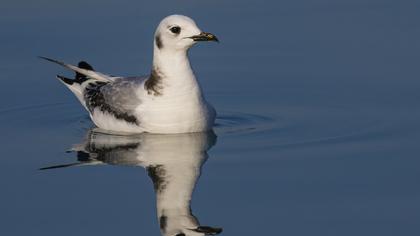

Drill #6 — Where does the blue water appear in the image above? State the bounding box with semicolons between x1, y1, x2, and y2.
1;1;420;235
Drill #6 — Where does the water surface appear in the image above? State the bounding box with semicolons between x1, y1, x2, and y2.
1;0;419;235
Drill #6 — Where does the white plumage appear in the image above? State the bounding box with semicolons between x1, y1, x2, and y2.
42;15;218;134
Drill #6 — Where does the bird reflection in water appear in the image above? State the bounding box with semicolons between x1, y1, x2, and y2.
41;129;222;236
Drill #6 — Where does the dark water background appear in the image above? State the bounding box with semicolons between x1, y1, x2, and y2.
1;0;419;235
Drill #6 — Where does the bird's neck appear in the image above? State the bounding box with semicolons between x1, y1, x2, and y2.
151;47;202;96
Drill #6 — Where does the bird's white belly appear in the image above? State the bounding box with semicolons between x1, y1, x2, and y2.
90;108;144;133
137;99;216;134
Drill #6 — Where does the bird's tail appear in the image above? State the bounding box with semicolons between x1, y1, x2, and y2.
56;61;95;86
53;61;97;105
39;56;113;82
39;56;114;110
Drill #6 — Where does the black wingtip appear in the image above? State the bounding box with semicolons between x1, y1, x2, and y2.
57;75;74;85
38;56;65;66
39;162;82;170
38;56;53;62
78;61;93;70
75;61;94;81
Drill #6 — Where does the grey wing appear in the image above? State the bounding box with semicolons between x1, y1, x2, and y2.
101;77;146;111
84;76;147;125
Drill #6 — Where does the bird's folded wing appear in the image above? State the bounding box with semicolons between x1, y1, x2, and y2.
99;78;144;112
84;78;144;125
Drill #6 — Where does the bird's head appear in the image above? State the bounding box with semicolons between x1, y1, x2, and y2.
154;15;218;52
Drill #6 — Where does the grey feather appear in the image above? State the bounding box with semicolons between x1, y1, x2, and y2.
84;77;146;125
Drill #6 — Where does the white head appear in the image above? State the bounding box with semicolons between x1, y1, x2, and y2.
154;15;218;52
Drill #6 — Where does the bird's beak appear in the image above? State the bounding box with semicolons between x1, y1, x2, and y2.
189;32;219;42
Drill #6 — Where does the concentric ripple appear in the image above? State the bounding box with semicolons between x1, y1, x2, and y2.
214;111;279;135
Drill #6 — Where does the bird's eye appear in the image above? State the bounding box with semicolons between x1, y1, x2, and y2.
170;26;181;34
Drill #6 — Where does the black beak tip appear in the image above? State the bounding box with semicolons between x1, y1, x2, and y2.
191;32;219;43
206;33;219;43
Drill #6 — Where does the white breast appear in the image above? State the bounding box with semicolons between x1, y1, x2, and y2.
136;88;216;134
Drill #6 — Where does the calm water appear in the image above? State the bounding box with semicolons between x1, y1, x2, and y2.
1;1;420;235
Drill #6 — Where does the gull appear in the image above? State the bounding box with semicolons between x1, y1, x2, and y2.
41;15;218;134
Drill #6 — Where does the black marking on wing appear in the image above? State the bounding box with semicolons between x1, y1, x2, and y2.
147;165;167;193
75;61;94;83
84;81;139;125
56;61;94;85
144;67;164;96
57;75;74;85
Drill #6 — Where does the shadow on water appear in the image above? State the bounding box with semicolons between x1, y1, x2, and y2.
40;129;222;236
